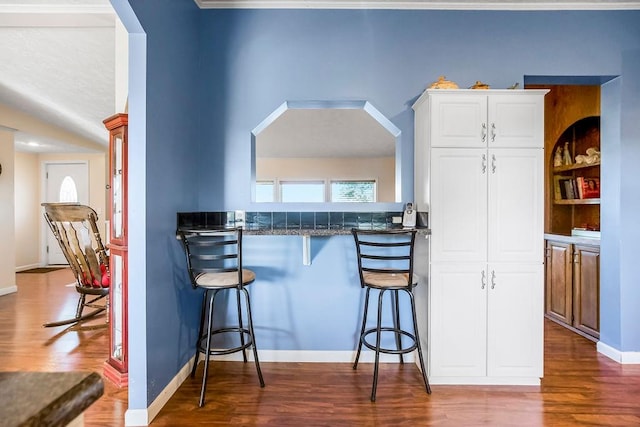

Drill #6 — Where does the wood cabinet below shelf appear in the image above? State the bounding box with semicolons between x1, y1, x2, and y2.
544;237;600;341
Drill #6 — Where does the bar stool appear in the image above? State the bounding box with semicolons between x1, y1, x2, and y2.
179;227;265;407
351;228;431;401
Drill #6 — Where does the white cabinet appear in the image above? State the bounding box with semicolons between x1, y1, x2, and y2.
429;92;545;148
486;263;543;378
413;89;547;385
430;148;543;263
429;148;487;263
429;263;487;378
430;263;544;380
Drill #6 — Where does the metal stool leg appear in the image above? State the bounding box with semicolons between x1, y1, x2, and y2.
199;290;218;407
242;287;265;387
408;289;431;395
191;290;208;379
353;287;371;369
371;289;386;402
393;289;404;364
236;288;248;363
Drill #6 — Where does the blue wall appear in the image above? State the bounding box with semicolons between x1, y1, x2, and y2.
117;2;640;409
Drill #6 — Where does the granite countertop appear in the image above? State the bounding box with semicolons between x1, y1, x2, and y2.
0;371;104;427
178;226;430;236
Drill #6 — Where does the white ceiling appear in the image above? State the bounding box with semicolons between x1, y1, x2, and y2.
2;0;637;154
0;0;115;153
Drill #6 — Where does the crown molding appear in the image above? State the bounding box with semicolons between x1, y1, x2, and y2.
195;0;640;10
0;5;115;27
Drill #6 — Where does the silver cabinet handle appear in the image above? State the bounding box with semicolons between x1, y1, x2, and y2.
481;270;486;289
491;154;496;173
491;270;496;289
482;154;487;174
481;123;487;142
490;123;496;142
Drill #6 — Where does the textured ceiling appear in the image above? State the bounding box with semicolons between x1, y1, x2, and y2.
0;0;115;153
2;0;637;154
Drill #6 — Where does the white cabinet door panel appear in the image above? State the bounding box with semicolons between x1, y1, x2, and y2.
430;263;487;377
488;148;544;263
488;95;545;148
430;95;487;148
430;148;488;263
487;263;544;378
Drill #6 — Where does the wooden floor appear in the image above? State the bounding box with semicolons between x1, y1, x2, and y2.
3;268;640;426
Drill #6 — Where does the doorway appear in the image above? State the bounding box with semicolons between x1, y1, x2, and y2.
43;162;89;265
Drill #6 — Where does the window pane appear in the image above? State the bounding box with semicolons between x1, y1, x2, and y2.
59;176;78;202
281;181;324;203
256;181;275;203
331;181;376;202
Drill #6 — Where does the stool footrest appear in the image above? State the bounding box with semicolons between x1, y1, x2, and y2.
361;327;417;355
197;327;254;356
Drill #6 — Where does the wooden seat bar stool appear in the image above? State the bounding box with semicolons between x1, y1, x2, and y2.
351;228;431;401
41;203;110;328
178;227;264;407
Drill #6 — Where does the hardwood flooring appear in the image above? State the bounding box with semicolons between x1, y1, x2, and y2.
2;268;640;426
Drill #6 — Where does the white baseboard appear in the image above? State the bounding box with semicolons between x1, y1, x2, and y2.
216;349;415;364
15;263;41;272
123;349;414;426
0;285;17;297
429;376;541;386
597;341;640;364
124;355;194;426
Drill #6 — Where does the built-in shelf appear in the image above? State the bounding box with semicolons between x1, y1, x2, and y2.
552;161;600;173
554;198;600;205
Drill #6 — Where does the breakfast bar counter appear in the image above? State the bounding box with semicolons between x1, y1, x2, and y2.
0;371;103;427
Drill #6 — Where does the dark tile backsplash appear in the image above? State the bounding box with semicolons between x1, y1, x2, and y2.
286;212;301;230
177;211;407;232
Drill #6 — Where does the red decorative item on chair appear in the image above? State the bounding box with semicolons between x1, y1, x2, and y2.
101;263;110;287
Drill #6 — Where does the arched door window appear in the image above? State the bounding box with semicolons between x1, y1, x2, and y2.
59;176;79;202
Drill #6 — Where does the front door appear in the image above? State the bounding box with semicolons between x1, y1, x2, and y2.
44;162;89;265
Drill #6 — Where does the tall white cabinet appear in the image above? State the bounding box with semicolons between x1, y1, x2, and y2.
413;89;548;385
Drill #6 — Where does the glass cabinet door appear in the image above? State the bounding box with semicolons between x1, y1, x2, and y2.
112;132;124;241
110;252;124;363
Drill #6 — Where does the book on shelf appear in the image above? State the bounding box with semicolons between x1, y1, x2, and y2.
577;176;600;199
554;176;600;200
564;178;577;199
554;176;574;200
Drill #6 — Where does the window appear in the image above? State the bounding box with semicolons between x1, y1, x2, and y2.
331;180;376;203
59;176;78;202
256;181;275;203
280;181;324;203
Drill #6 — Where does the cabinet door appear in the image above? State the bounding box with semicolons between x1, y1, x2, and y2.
488;148;543;263
109;125;128;245
544;240;573;325
487;263;543;378
430;148;488;263
430;94;487;148
430;263;487;377
573;245;600;338
488;95;545;148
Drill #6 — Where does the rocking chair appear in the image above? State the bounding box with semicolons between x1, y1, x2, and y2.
42;203;110;328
